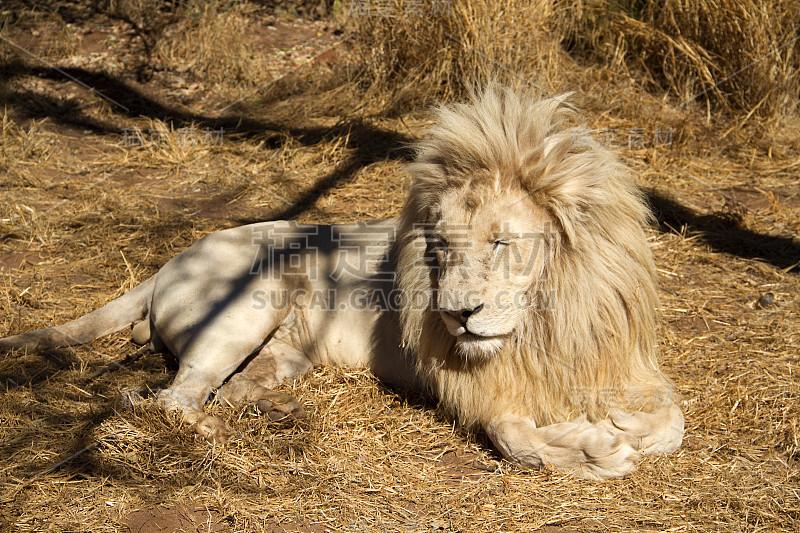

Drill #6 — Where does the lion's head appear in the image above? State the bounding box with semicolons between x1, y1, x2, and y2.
396;85;672;427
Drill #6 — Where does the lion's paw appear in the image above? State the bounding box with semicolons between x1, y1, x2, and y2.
552;420;641;480
609;403;684;455
218;378;306;422
572;430;640;480
195;414;230;444
256;391;306;421
488;416;641;480
156;389;232;444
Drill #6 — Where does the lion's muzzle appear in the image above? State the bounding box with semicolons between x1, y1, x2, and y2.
439;304;485;337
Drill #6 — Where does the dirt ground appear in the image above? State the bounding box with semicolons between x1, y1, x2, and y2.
0;2;798;532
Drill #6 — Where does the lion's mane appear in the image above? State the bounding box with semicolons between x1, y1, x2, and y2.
395;85;673;428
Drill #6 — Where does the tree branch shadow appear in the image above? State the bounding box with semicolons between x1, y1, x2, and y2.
0;61;415;223
1;62;796;269
648;191;800;272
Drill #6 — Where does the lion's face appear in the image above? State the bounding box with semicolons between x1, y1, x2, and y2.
429;187;553;359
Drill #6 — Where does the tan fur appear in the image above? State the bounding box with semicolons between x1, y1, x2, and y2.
0;85;683;479
397;85;675;431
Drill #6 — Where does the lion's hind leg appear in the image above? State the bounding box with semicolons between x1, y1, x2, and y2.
217;338;311;422
485;415;641;480
157;337;310;442
156;315;296;443
156;366;232;444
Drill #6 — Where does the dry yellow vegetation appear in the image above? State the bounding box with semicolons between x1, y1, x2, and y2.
0;1;798;531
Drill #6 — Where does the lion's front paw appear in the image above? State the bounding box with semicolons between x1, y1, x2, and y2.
487;416;641;480
542;419;640;480
571;425;640;480
609;402;684;455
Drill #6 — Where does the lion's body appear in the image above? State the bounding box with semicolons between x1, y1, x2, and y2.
0;86;683;479
149;218;412;383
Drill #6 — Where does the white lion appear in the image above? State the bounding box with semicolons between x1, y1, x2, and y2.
0;86;683;479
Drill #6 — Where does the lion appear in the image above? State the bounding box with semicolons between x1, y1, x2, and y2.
0;85;683;479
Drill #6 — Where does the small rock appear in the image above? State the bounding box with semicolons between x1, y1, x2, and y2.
756;292;775;308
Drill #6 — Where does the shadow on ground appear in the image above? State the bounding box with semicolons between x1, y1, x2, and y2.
2;62;798;271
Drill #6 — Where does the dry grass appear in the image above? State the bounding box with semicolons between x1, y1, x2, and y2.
106;0;169;28
0;9;80;60
347;0;800;119
155;0;268;86
35;11;80;59
347;0;565;112
0;1;799;532
559;0;800;120
0;111;52;188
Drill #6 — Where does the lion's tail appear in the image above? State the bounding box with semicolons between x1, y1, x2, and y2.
0;275;156;351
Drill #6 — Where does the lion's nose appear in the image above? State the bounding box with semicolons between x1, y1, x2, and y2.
445;303;484;326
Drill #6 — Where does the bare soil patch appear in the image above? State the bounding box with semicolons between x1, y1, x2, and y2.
123;505;231;533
